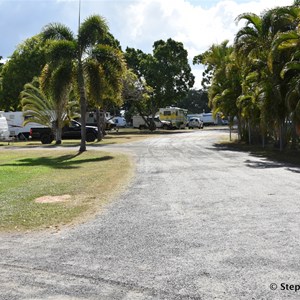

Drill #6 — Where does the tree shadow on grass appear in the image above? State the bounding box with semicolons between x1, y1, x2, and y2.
2;153;114;169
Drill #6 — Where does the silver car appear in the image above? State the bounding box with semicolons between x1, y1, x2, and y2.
188;117;204;129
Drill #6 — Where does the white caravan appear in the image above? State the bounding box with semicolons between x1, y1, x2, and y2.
158;107;187;129
0;111;10;140
199;113;219;125
85;111;116;130
3;111;45;140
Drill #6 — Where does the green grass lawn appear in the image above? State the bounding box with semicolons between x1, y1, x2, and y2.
0;150;132;232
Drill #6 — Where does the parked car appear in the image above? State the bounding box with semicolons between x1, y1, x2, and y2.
30;120;98;144
188;117;203;129
221;118;229;125
113;116;127;128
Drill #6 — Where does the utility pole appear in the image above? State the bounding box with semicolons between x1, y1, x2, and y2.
78;0;81;29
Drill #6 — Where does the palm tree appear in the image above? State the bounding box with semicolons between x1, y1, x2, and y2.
196;41;242;139
272;7;300;143
234;6;298;149
85;44;126;140
21;78;78;144
42;15;108;152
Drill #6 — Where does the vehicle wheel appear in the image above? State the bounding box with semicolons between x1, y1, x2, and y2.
41;134;53;144
86;132;96;142
162;124;169;130
18;133;29;140
139;125;146;130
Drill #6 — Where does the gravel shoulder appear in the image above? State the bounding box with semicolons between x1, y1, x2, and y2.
1;129;300;300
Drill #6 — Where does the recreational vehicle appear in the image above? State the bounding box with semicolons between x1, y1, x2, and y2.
0;111;10;141
85;111;116;130
158;107;187;129
3;111;45;140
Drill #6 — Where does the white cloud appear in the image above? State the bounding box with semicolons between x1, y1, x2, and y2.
0;0;294;88
117;0;292;87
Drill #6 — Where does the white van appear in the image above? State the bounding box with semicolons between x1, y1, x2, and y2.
0;111;10;140
200;113;218;125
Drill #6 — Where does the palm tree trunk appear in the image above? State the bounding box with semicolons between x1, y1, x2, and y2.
248;119;251;145
279;123;283;152
56;127;62;145
77;59;87;152
96;108;103;141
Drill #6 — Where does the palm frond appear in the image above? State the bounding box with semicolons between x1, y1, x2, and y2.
79;15;108;49
42;23;74;41
46;40;77;65
235;13;262;32
272;30;300;52
281;61;300;78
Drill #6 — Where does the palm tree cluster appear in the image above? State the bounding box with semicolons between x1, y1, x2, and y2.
22;15;126;151
194;0;300;150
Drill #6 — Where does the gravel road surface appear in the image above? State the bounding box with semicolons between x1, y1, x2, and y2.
1;129;300;300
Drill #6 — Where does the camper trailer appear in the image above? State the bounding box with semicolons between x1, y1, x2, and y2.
3;111;44;140
0;111;10;141
85;111;116;130
158;107;187;129
132;115;171;130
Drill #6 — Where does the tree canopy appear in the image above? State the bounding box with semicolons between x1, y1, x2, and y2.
125;38;195;121
0;35;46;111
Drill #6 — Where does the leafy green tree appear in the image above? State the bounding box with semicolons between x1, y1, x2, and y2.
177;89;209;114
125;38;194;129
0;35;46;111
41;15;109;152
122;69;153;126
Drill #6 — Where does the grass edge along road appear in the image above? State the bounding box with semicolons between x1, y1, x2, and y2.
0;150;133;233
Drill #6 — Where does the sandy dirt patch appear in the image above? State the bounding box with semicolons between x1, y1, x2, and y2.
35;194;71;203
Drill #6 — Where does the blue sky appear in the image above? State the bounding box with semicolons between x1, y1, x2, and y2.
0;0;293;87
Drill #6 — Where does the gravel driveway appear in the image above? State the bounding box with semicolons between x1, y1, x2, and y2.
1;129;300;300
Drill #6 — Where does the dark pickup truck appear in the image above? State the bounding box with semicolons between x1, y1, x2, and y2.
30;120;98;144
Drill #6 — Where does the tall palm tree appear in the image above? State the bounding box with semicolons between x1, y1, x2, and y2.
85;44;126;140
272;7;300;140
42;15;108;152
235;6;298;149
197;41;242;138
